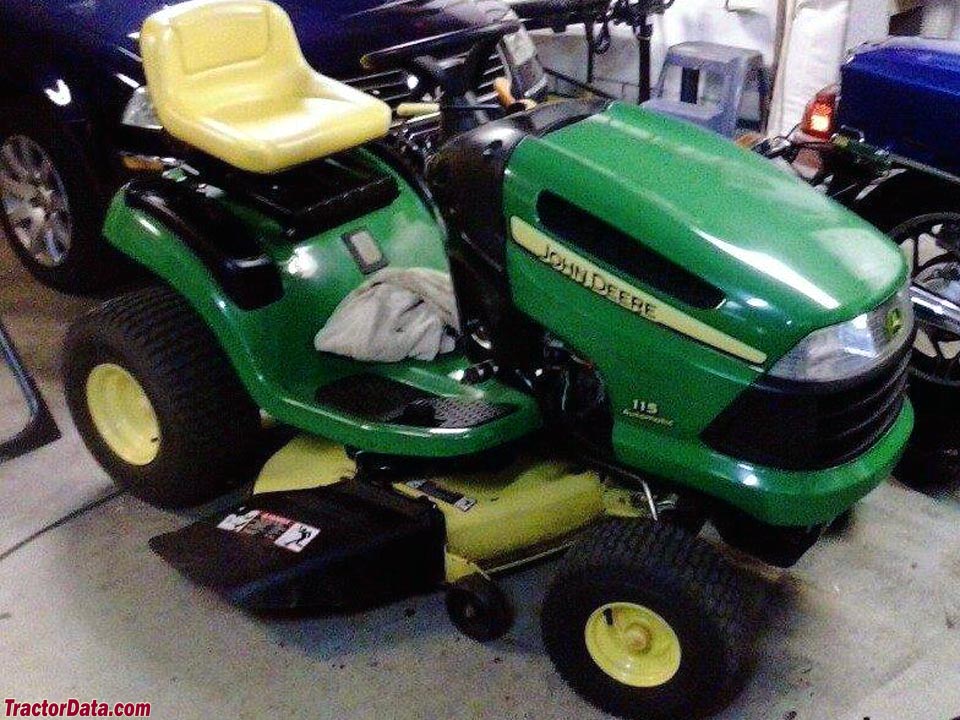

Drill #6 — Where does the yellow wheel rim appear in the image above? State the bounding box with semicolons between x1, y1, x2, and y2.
584;602;682;688
85;363;161;466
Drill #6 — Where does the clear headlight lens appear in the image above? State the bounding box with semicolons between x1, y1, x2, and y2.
122;87;163;130
769;286;914;383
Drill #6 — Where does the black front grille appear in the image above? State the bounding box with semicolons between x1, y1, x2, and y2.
702;341;912;470
341;52;507;108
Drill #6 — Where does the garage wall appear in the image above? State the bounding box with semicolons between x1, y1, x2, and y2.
922;0;959;37
532;0;960;132
769;0;851;134
531;0;781;102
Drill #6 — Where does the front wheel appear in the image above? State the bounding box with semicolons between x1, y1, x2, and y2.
63;286;262;508
541;519;749;720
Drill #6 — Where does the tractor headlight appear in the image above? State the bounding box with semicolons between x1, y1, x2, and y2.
769;286;913;383
122;86;163;131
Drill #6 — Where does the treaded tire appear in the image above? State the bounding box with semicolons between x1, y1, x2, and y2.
894;445;960;489
0;101;132;294
541;518;749;720
63;286;262;508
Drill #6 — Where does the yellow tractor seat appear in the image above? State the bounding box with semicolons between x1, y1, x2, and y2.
140;0;393;174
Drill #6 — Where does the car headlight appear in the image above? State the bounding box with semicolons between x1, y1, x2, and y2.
122;86;163;131
769;286;914;383
500;28;547;99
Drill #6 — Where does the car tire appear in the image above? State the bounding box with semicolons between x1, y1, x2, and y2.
542;518;749;720
0;100;130;293
886;212;960;485
63;286;262;508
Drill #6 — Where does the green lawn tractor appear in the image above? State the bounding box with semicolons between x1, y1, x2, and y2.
62;1;915;718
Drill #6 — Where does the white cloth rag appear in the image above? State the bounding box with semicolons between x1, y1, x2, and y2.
314;268;460;363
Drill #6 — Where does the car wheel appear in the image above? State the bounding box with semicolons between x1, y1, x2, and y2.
0;102;129;293
891;213;960;380
888;213;960;484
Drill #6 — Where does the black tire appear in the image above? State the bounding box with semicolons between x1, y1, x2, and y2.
824;507;854;536
0;100;131;293
894;444;960;489
889;213;960;382
446;574;514;642
883;213;960;481
542;519;748;720
63;286;262;508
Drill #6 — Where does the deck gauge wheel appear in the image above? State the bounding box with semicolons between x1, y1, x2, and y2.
445;574;514;642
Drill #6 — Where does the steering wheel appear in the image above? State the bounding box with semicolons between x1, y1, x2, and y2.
361;20;521;102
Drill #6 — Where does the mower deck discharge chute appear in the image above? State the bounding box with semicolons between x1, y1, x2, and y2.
63;1;915;717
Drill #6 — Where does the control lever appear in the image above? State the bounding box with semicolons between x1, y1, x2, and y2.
396;102;441;118
493;77;537;112
395;102;505;118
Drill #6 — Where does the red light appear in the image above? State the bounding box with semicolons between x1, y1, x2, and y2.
800;85;839;141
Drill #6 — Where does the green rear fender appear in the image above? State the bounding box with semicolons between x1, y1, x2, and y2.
100;160;539;457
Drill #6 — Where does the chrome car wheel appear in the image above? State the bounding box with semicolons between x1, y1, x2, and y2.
892;213;960;382
0;135;72;267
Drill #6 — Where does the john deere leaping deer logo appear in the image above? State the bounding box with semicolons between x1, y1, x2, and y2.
884;307;904;341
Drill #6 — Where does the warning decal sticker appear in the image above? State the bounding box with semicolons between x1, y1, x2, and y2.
216;509;320;553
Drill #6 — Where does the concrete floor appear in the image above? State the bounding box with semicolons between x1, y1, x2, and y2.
1;239;959;720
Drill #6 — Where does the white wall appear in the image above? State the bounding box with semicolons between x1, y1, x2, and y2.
770;0;851;134
844;0;891;48
923;0;959;37
654;0;781;65
531;0;960;133
532;0;781;101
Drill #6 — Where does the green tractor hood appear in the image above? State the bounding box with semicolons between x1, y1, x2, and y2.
503;102;909;363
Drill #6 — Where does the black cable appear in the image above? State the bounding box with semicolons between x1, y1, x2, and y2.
0;490;123;563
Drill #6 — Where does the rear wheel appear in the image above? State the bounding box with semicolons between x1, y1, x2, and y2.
63;286;262;508
0;102;129;293
542;519;748;720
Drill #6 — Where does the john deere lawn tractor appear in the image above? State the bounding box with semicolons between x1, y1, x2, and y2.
62;1;915;717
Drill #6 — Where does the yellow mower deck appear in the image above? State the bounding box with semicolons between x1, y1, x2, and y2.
253;435;606;581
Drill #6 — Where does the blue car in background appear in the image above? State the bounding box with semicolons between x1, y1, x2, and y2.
0;0;545;292
837;38;960;177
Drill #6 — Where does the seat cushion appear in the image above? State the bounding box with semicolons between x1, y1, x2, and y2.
141;0;392;173
192;96;392;173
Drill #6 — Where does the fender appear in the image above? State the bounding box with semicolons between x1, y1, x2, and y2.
101;187;291;424
99;180;542;458
0;56;96;129
124;178;284;311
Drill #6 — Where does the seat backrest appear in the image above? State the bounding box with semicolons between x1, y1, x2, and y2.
141;0;307;119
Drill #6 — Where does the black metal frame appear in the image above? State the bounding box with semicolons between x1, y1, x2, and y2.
0;318;60;462
511;0;675;103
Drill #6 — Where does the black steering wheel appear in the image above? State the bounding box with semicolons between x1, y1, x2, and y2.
361;20;520;105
